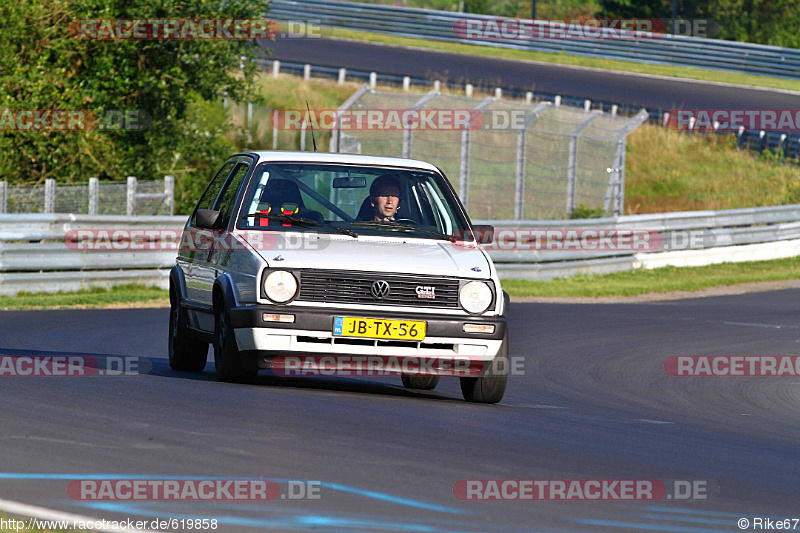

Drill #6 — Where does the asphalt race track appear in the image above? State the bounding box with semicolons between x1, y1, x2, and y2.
263;37;800;112
0;290;799;532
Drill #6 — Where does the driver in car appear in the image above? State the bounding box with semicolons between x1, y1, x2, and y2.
369;175;402;222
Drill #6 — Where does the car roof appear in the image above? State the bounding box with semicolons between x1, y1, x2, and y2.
244;151;441;173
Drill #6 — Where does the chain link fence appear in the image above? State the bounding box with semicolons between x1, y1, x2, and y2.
0;177;174;216
330;86;647;219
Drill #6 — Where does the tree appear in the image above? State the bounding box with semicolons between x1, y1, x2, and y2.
0;0;270;197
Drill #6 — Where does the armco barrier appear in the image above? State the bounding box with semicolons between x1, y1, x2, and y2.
268;0;800;80
1;205;800;294
0;214;187;296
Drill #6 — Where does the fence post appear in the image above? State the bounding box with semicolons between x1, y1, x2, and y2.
616;142;626;216
369;72;377;88
329;84;372;153
566;112;601;216
88;177;99;215
338;68;346;84
44;179;55;213
300;120;307;151
126;176;137;216
402;91;438;159
272;109;279;151
514;102;550;220
303;64;311;80
272;60;280;77
402;76;410;91
164;175;175;216
459;97;495;207
459;129;471;205
0;181;6;214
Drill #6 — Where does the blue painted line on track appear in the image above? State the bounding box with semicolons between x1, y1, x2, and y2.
0;472;468;514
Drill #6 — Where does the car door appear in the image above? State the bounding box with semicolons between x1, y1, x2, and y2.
205;158;253;291
191;156;253;311
180;159;237;313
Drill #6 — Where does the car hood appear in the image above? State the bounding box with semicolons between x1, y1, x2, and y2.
244;232;492;278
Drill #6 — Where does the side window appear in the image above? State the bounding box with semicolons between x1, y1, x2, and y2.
191;161;235;226
213;163;250;228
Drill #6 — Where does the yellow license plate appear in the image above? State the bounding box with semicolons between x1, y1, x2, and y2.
333;316;426;340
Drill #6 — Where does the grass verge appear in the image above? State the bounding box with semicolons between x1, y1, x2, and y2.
625;124;800;214
0;284;169;310
1;259;800;307
502;256;800;298
324;27;800;93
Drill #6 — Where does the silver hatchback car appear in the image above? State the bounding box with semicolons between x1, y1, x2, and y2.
168;151;509;403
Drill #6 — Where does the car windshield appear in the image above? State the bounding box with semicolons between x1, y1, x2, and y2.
238;163;470;239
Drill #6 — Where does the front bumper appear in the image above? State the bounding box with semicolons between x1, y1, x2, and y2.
229;304;506;370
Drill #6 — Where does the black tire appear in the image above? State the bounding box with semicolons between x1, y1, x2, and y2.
460;329;509;404
213;303;257;383
168;293;208;372
401;374;440;390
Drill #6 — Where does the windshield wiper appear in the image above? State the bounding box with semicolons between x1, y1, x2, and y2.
242;213;358;238
351;221;452;241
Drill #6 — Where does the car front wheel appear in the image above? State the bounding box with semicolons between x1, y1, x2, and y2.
168;292;208;372
213;303;257;383
460;329;509;404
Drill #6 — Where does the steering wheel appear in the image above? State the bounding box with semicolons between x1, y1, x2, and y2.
393;218;419;225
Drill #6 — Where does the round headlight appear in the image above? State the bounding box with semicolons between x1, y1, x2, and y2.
263;270;298;303
459;281;492;314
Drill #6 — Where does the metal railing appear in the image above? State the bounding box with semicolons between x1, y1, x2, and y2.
2;204;800;293
0;177;175;216
269;0;800;80
0;214;186;295
477;204;800;278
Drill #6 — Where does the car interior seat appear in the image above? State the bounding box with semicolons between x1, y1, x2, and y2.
260;179;324;224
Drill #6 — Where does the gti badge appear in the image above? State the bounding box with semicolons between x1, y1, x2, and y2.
415;285;436;299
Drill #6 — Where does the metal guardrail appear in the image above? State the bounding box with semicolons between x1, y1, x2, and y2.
476;204;800;265
269;0;800;80
0;215;187;295
2;205;800;292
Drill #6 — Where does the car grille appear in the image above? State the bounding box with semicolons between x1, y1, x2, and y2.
298;270;461;308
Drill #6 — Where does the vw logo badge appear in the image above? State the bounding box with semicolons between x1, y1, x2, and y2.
371;280;390;299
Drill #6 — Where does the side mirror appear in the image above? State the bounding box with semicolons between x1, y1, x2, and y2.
195;209;220;229
471;225;494;244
